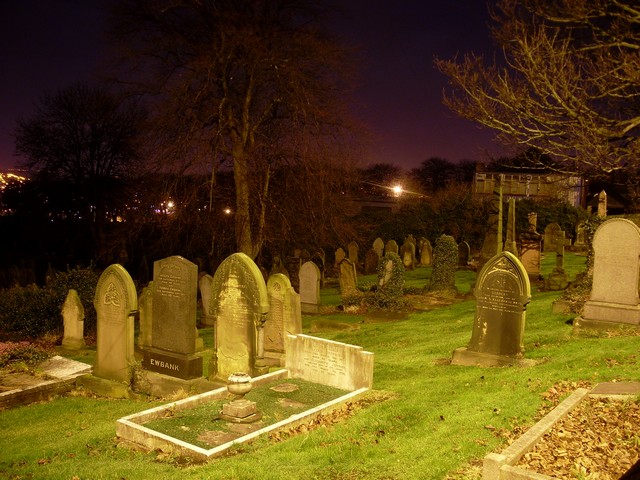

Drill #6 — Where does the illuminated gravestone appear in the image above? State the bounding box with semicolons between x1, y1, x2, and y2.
399;239;416;270
209;253;269;381
372;237;384;258
143;256;202;380
299;261;321;313
93;264;137;383
264;274;301;364
61;289;85;350
338;258;358;298
385;239;398;255
452;251;534;367
347;241;359;266
578;219;640;328
419;237;432;266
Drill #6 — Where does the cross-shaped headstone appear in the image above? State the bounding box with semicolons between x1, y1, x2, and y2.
554;230;571;274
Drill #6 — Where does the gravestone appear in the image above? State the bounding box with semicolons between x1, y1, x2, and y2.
504;198;518;256
299;260;321;313
347;241;359;269
519;239;541;281
597;190;607;218
385;239;398;255
543;222;561;252
137;282;153;349
338;258;358;298
264;274;301;362
210;253;270;380
579;219;640;327
425;235;459;296
364;248;380;275
458;241;470;267
451;251;534;367
62;289;85;350
373;237;385;258
334;248;346;267
419;238;432;266
544;230;570;290
198;273;214;326
375;252;405;307
399;240;416;270
270;255;289;278
144;256;202;380
574;222;587;250
93;264;138;383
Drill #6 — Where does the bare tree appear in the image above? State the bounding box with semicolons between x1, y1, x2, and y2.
436;0;640;181
108;0;360;259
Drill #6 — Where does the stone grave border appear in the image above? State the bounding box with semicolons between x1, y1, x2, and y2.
483;383;640;479
116;369;368;462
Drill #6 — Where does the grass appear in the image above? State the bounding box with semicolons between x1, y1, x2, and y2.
1;252;637;480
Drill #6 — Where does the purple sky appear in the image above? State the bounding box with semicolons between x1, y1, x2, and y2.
0;0;502;172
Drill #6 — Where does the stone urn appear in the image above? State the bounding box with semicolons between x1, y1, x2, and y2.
227;372;252;399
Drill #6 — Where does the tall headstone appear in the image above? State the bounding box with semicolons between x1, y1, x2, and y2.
62;289;85;350
264;274;302;361
385;239;398;255
452;252;533;367
198;273;214;326
545;230;570;290
425;235;459;296
372;237;385;258
504;198;518;256
137;282;153;349
299;261;321;313
144;256;202;379
93;264;137;383
543;222;561;252
347;241;359;266
210;253;270;380
579;219;640;327
338;258;358;298
458;241;470;267
399;240;416;270
597;190;607;218
419;238;432;266
334;248;346;268
480;174;503;266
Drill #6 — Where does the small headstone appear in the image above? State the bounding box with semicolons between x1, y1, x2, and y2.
457;241;470;267
419;238;432;266
198;273;214;326
372;238;384;258
299;261;321;313
574;222;587;248
93;264;137;383
210;253;270;380
385;239;398;255
399;240;416;270
338;258;358;298
543;222;561;252
347;241;359;266
144;256;203;378
452;251;533;367
61;289;85;350
137;282;153;349
519;239;541;281
264;274;301;359
580;218;640;327
364;248;380;275
597;190;607;218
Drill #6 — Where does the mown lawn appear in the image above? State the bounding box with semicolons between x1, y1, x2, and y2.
2;252;638;480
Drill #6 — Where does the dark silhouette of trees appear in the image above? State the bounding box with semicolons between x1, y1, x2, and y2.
14;83;145;264
108;0;360;260
436;0;640;180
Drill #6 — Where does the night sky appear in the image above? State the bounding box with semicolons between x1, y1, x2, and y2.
0;0;502;172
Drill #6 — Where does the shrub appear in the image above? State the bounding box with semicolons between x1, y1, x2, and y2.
362;253;410;311
0;266;100;339
0;341;52;370
425;234;459;296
